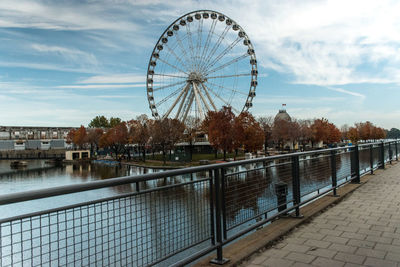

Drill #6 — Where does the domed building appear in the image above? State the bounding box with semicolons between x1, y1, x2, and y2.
274;108;291;123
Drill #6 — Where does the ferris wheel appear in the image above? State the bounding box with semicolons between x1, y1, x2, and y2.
146;10;258;124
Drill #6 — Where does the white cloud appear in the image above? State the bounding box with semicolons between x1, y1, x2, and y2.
57;84;145;89
79;74;146;84
31;44;98;66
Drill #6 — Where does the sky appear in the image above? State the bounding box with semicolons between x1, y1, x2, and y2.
1;0;400;129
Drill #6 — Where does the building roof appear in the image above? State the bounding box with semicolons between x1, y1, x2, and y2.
274;109;291;122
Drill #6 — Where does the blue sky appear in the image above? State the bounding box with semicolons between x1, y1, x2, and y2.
1;0;400;129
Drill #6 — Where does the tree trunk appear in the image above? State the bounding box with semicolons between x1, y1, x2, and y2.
215;149;217;159
162;149;166;165
223;149;226;161
142;145;146;162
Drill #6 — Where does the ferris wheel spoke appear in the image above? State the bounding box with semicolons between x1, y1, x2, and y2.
192;82;205;120
200;25;231;72
162;83;190;119
182;90;195;122
206;80;248;96
164;43;191;72
203;37;242;71
200;82;217;111
156;83;186;107
206;53;249;75
194;82;211;112
153;80;186;92
196;19;203;69
203;83;240;114
153;73;187;79
175;83;190;119
199;19;217;70
175;31;195;71
185;23;198;71
157;57;188;75
206;73;251;79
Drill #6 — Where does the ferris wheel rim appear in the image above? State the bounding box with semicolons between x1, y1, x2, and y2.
146;9;258;122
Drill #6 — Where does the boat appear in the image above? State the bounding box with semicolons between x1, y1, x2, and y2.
10;160;28;168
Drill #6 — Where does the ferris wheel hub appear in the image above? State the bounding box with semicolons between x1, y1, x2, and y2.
187;71;206;83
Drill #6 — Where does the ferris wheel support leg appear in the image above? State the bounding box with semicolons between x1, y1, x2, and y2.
192;82;205;120
182;91;195;123
195;83;211;113
200;82;217;111
175;83;190;120
163;83;189;120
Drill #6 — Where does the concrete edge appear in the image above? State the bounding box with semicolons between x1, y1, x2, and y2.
194;163;396;267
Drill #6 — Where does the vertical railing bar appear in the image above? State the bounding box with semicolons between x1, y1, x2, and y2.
380;142;385;169
221;168;227;240
396;141;398;161
389;142;392;164
210;168;229;265
369;144;374;174
208;170;215;246
291;155;303;218
330;150;338;196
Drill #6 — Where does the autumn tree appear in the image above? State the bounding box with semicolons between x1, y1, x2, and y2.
184;116;202;161
298;119;312;150
129;114;150;162
151;118;185;164
203;106;236;160
67;125;87;149
235;112;264;153
257;116;274;152
347;127;359;143
99;122;128;159
272;119;292;150
86;128;103;155
310;118;340;146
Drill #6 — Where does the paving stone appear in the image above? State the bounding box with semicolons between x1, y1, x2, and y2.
261;257;294;267
343;263;363;267
300;232;325;241
323;235;348;245
347;239;375;249
334;252;366;265
341;231;366;240
328;242;358;253
291;262;310;267
319;228;343;237
261;248;290;259
363;257;397;267
285;252;316;264
374;243;400;253
311;256;345;267
307;247;337;259
355;247;386;259
283;237;307;245
281;243;310;253
303;239;331;249
357;228;382;237
365;235;392;244
251;255;269;265
385;252;400;262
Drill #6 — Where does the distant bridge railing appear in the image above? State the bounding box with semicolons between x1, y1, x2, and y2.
0;140;398;266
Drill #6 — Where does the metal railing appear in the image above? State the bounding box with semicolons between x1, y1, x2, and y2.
0;140;398;266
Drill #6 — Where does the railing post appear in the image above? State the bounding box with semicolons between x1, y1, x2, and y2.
396;141;398;161
380;142;385;169
209;170;215;246
369;144;374;174
291;155;303;218
351;145;360;183
210;168;229;265
389;142;393;164
330;150;339;196
221;169;227;240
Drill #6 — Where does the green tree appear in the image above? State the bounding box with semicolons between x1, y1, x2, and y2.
109;117;122;128
88;115;109;128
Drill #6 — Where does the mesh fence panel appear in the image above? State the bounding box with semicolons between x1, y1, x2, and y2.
224;159;293;230
0;179;211;267
299;152;332;197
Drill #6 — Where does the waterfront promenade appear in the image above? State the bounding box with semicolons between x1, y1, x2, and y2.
243;163;400;267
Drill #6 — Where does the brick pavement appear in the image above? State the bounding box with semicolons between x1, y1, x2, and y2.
243;164;400;267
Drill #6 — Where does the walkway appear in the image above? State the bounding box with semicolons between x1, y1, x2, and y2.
243;163;400;267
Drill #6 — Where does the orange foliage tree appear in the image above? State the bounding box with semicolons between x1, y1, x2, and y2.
234;112;265;153
129;114;150;162
151;118;185;164
67;125;87;149
311;118;340;146
203;106;237;160
99;122;128;159
86;128;103;154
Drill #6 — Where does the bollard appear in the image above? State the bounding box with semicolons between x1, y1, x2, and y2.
274;182;288;212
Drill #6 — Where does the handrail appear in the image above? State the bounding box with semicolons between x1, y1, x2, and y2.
0;141;391;206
